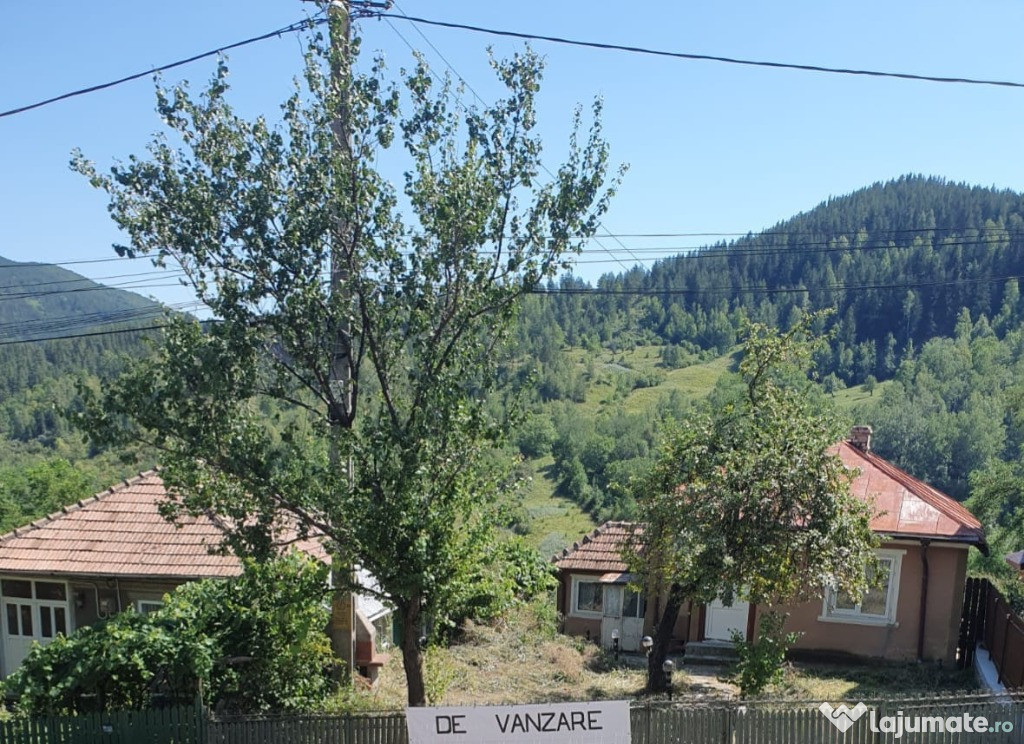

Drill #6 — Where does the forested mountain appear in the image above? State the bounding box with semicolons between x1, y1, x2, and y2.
523;175;1024;387
0;257;164;394
0;257;164;527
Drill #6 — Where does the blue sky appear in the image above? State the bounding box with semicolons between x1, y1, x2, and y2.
2;0;1024;303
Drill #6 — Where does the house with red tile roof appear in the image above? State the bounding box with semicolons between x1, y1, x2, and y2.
553;427;987;665
0;471;391;680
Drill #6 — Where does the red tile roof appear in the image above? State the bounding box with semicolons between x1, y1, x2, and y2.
0;471;295;580
555;439;987;573
553;522;637;573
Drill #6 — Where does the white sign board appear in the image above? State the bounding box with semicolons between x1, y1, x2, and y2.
406;700;631;744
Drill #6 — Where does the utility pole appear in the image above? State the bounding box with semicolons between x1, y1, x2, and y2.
301;0;356;681
327;0;357;681
305;0;390;688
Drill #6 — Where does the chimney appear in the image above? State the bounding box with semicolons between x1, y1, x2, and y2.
850;425;872;452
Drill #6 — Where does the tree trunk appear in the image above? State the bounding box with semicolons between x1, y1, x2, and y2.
401;602;427;706
647;584;687;694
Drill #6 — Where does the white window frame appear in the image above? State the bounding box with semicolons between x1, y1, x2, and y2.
0;577;73;639
819;549;905;626
135;600;163;614
569;575;604;618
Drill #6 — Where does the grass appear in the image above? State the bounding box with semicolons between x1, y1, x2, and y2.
771;659;979;700
335;604;655;710
517;456;596;557
623;350;737;413
331;604;978;711
564;345;737;416
832;379;892;411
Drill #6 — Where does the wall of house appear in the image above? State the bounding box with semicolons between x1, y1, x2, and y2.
558;571;603;641
767;541;969;664
71;578;182;629
558;571;694;650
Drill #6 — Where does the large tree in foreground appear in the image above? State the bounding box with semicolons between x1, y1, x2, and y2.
72;15;618;705
628;318;877;694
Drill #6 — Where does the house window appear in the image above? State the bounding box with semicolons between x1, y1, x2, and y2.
571;577;603;616
136;600;163;614
1;578;71;642
623;589;646;619
373;615;392;653
821;550;904;625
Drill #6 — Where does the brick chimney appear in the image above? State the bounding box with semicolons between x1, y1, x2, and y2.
850;425;873;452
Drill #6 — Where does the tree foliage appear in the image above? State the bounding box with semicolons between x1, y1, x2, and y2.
71;19;618;705
628;318;877;693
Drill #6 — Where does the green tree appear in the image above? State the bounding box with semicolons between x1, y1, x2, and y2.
628;319;876;694
71;22;618;705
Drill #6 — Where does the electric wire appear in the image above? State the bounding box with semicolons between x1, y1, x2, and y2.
0;18;327;119
376;12;1024;91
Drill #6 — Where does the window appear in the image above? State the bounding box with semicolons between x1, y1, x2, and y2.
1;578;71;641
136;600;163;614
821;550;904;625
623;589;646;619
571;577;603;616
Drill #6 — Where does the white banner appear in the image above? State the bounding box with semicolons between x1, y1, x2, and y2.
406;700;631;744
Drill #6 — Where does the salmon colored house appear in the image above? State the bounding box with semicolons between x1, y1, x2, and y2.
0;471;391;680
553;427;988;664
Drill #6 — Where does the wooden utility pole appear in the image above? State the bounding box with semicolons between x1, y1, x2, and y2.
304;0;390;687
323;0;357;681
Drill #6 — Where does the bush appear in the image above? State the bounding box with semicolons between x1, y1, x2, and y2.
731;611;800;697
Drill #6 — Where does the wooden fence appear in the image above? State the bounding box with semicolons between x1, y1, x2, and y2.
0;695;1019;744
983;581;1024;689
957;577;990;669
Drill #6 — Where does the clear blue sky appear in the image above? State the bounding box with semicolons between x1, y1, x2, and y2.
3;0;1024;302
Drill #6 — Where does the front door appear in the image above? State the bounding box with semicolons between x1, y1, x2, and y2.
1;579;70;676
704;595;750;642
620;588;646;651
601;585;646;652
600;585;623;650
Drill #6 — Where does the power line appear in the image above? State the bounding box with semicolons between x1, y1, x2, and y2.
529;272;1024;298
0;229;1021;301
1;268;1020;346
0;324;170;347
0;17;327;119
378;12;1024;91
0;268;186;293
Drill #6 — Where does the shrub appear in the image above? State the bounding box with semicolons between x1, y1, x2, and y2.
731;611;800;697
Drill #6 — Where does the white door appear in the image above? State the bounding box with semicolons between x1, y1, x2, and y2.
704;595;750;642
1;579;70;676
620;589;646;652
3;600;36;675
600;585;623;649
